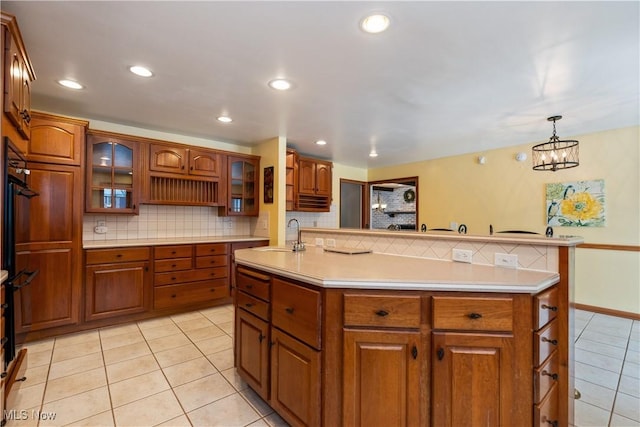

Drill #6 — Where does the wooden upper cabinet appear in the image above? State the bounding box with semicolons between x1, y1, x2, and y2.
28;112;87;165
189;148;222;177
149;144;187;174
86;131;140;214
2;14;36;141
149;144;223;178
298;157;332;196
224;155;259;216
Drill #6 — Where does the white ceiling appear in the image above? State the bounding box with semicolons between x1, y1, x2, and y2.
4;1;639;168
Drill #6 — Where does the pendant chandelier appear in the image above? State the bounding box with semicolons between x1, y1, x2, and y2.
532;115;579;171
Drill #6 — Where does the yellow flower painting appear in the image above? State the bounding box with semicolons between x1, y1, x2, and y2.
546;180;605;227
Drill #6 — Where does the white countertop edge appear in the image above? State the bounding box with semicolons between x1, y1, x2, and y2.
0;270;8;285
302;227;584;247
235;259;560;294
83;235;269;249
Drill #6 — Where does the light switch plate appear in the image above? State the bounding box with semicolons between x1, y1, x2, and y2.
452;248;472;263
495;253;518;268
315;238;324;246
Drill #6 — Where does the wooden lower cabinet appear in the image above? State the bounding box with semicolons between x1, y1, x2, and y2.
270;327;321;427
432;332;515;427
85;260;149;321
343;329;421;427
236;309;270;399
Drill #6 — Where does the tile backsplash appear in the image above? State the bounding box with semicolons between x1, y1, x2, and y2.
285;205;338;242
83;205;253;241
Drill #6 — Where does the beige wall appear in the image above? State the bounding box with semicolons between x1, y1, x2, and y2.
253;137;287;245
367;126;639;314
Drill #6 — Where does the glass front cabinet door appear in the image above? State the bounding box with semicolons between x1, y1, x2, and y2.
227;156;259;216
86;133;139;214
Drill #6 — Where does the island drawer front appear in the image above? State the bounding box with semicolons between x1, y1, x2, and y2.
196;255;228;269
237;291;269;321
196;243;228;256
236;268;270;301
86;247;150;265
534;318;559;366
272;278;321;349
534;382;558;427
534;350;559;404
432;296;513;331
155;267;227;286
343;294;421;328
155;245;193;260
533;286;558;330
154;258;193;273
154;279;228;309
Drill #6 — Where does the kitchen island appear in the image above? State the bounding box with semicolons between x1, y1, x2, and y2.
233;232;581;427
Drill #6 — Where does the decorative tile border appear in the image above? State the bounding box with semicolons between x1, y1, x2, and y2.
302;229;559;273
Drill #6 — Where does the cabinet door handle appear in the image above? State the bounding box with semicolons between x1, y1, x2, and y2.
171;277;177;281
285;307;295;314
116;254;123;258
375;309;389;317
542;337;558;346
411;345;418;360
171;294;177;298
437;347;445;361
546;421;558;427
542;304;558;312
245;284;253;289
541;370;558;380
467;312;483;319
245;303;254;308
210;288;216;293
258;334;265;343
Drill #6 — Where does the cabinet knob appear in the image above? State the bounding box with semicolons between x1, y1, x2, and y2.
210;288;216;292
467;312;483;319
171;294;177;298
375;309;389;317
285;307;295;314
542;304;558;312
542;337;558;346
411;345;418;360
116;254;123;258
245;303;254;308
171;277;177;281
437;347;445;361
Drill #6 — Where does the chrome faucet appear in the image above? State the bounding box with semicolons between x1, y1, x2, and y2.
287;218;305;252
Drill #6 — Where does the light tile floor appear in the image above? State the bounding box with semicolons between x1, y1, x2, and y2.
6;306;639;427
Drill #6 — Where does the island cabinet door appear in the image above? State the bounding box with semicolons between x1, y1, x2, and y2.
432;332;515;427
343;329;422;427
235;309;270;400
270;327;320;427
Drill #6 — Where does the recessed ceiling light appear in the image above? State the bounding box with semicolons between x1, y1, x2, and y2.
369;150;379;158
360;14;390;34
217;116;233;123
315;140;327;146
58;79;83;90
268;79;292;91
129;65;153;77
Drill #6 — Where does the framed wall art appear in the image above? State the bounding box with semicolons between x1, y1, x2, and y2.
264;166;274;204
545;179;605;227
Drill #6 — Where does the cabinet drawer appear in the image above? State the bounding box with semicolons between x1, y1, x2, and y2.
196;255;228;269
155;245;193;260
154;258;193;273
534;382;558;427
237;291;269;321
535;318;559;366
236;267;270;301
343;294;421;328
196;243;228;256
154;267;227;286
534;350;559;404
534;286;559;330
86;247;150;265
272;278;321;349
432;296;513;331
154;279;228;309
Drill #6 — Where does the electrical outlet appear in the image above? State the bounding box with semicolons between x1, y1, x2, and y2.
495;253;518;268
94;225;108;234
452;248;472;263
325;238;336;248
315;238;324;246
260;220;268;230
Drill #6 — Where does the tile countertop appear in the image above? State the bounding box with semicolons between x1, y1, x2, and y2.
83;235;269;249
234;246;560;294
